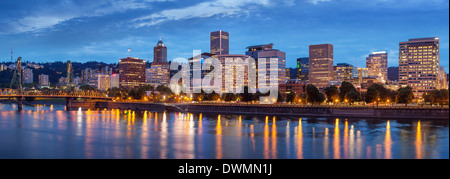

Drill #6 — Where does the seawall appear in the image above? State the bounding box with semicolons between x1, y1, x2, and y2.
71;101;449;120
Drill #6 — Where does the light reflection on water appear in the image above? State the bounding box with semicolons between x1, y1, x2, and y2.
0;103;448;159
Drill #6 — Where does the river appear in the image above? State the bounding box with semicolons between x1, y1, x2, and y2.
0;103;448;159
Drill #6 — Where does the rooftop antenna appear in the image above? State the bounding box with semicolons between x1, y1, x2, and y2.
11;48;13;63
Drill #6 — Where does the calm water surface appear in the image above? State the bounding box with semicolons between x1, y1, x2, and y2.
0;103;448;159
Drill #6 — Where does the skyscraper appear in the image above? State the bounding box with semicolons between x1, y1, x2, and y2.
309;44;333;90
399;37;440;98
147;39;170;86
119;57;146;89
297;57;309;82
154;37;168;63
111;74;120;89
438;66;448;90
335;63;354;83
246;43;286;90
366;51;388;83
97;74;111;91
210;31;229;55
219;54;252;93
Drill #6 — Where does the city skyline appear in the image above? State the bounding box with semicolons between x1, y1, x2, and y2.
0;0;448;73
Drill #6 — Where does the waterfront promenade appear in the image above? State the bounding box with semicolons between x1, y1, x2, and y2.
71;101;449;120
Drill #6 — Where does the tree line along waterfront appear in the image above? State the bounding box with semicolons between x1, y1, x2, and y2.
89;81;449;107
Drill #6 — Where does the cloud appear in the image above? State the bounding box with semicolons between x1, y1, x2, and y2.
308;0;331;5
1;0;173;34
133;0;271;27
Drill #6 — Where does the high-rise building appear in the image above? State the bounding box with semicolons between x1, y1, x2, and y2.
88;73;100;87
246;43;286;90
82;68;94;84
22;68;33;84
74;77;81;85
399;37;440;98
101;66;113;75
366;51;388;83
119;57;146;89
309;44;333;90
187;53;215;93
297;57;309;82
0;64;4;71
335;63;354;83
146;64;170;86
146;39;170;86
111;74;120;89
286;68;291;80
97;74;111;91
218;54;252;93
154;37;168;63
210;31;229;55
39;74;49;86
438;66;448;90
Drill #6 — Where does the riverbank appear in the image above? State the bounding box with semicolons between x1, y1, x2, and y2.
71;101;449;120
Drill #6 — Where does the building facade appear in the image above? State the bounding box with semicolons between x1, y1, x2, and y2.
246;44;286;90
335;63;354;83
279;79;307;99
39;74;49;86
22;68;33;84
438;66;448;90
366;51;388;83
218;54;253;93
399;37;440;98
297;57;309;82
97;74;111;91
118;57;146;89
146;39;170;86
111;74;120;89
154;38;168;63
210;31;229;55
309;44;334;90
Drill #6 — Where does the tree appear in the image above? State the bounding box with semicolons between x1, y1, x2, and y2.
129;89;145;100
346;90;360;105
277;91;285;103
396;86;414;106
324;85;339;103
139;85;154;92
108;87;122;98
79;84;96;91
298;93;307;104
239;86;254;103
368;83;390;101
156;85;174;95
223;93;237;102
206;92;221;101
306;84;324;105
193;91;206;102
339;81;357;102
424;89;450;106
365;85;380;104
286;91;296;103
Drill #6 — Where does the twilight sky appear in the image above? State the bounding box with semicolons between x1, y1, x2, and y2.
0;0;448;72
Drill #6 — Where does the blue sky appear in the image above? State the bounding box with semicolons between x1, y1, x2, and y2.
0;0;448;72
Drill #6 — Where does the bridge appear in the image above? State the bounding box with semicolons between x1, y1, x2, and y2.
1;57;112;111
0;88;112;111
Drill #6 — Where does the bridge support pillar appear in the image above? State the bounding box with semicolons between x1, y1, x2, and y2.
17;97;23;111
66;98;72;111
